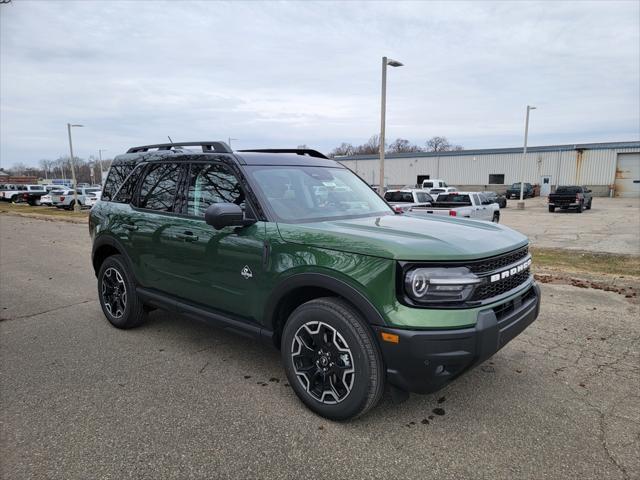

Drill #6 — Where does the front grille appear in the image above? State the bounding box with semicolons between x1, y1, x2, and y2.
465;246;529;274
472;269;531;301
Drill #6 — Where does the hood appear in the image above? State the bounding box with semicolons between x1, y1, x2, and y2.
276;214;528;261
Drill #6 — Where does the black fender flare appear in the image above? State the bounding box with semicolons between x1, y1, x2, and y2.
263;272;387;332
91;234;136;279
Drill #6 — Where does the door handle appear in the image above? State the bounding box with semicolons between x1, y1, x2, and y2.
174;231;199;242
123;224;138;231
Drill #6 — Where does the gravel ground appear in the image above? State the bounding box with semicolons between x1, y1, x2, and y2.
500;197;640;255
1;214;638;480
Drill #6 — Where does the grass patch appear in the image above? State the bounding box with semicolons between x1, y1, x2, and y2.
0;202;89;221
531;246;640;277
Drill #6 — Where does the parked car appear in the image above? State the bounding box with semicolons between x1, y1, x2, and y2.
383;189;434;213
40;193;53;206
91;141;539;420
505;183;534;199
482;191;507;208
54;187;102;209
421;179;449;192
0;184;26;202
548;186;593;213
409;191;500;222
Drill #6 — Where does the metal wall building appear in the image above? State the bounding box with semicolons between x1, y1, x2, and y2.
337;141;640;197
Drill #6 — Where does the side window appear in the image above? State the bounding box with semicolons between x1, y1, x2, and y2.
113;165;144;204
186;163;245;217
137;163;182;212
102;163;136;201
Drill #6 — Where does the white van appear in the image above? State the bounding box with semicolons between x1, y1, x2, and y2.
421;179;448;192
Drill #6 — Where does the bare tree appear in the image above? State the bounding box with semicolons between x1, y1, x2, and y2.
329;143;356;157
387;138;422;154
9;162;27;175
354;134;381;155
426;136;463;152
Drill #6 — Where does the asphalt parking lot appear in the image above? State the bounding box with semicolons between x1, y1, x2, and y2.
1;214;639;480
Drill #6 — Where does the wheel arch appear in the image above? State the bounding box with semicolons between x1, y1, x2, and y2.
265;273;386;349
92;235;135;278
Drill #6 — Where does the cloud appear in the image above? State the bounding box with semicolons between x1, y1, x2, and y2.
1;0;638;166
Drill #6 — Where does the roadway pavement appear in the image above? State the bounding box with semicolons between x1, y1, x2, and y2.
1;214;639;479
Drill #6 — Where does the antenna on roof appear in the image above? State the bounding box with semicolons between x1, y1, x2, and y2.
167;136;174;144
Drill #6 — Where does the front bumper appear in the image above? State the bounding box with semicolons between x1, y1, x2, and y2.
374;282;540;394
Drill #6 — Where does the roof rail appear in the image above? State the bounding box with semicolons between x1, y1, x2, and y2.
126;141;233;154
237;148;328;159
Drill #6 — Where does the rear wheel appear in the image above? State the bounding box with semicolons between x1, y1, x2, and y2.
586;200;592;210
492;212;500;223
548;206;555;213
97;255;146;329
281;297;385;421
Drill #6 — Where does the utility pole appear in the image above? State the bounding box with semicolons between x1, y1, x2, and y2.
378;56;403;195
518;105;536;209
67;123;83;212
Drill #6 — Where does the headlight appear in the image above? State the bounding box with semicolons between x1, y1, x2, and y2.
404;267;481;304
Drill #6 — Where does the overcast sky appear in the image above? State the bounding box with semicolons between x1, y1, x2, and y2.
1;0;638;167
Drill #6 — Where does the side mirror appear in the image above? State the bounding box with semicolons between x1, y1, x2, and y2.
204;203;256;230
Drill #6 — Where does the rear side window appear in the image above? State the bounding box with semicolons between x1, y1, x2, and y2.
113;166;144;204
137;163;183;212
416;192;432;203
186;163;244;217
102;163;137;201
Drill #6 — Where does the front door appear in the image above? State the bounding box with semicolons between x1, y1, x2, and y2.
154;162;266;322
540;176;552;196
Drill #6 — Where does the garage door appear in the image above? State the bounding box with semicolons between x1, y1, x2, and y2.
615;153;640;197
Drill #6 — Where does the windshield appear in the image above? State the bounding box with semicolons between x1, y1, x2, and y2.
85;188;101;194
384;191;414;203
248;166;392;222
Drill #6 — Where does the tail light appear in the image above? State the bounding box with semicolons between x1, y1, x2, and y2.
60;196;65;201
449;210;457;217
393;206;404;214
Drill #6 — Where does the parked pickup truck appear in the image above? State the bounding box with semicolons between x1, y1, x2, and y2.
0;184;46;204
505;182;534;199
17;185;48;205
410;192;500;222
548;186;593;213
384;189;434;213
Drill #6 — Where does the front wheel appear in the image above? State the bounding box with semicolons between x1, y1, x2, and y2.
281;298;385;421
548;206;555;213
586;200;592;210
97;255;146;329
492;212;500;223
576;202;583;213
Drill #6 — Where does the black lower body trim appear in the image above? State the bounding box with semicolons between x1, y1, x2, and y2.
375;283;541;394
137;287;274;344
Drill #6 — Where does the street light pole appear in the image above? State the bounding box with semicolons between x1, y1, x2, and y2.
98;149;108;185
67;123;83;212
518;105;536;209
228;137;238;149
378;56;403;195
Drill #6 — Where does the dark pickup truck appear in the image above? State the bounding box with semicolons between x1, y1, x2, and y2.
548;186;593;213
505;183;534;199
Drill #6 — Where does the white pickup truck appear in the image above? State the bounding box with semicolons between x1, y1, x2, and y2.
383;189;434;213
408;192;501;222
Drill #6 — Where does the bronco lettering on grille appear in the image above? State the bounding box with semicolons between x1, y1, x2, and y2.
489;258;532;283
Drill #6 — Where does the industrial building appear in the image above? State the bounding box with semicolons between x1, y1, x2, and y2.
337;141;640;197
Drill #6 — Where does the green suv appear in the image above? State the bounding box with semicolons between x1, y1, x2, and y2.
90;141;540;420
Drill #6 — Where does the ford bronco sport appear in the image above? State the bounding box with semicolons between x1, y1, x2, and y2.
90;141;540;420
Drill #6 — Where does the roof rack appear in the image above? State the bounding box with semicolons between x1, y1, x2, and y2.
237;148;328;159
126;141;233;154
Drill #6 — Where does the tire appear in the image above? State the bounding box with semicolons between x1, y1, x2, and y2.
281;297;385;421
10;195;17;203
505;194;511;200
586;200;592;210
97;254;146;329
492;212;500;223
548;206;555;212
576;202;583;213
